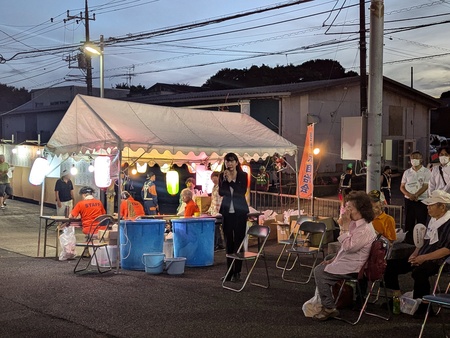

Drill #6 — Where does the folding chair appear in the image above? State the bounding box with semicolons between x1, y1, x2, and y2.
73;215;115;274
334;236;391;325
419;256;450;338
222;225;270;292
281;221;326;284
275;216;314;270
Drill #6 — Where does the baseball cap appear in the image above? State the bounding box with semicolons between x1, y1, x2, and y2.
421;190;450;205
368;190;385;203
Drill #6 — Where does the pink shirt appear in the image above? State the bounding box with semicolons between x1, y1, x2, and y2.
325;218;376;275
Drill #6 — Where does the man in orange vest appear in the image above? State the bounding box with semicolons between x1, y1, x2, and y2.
70;186;106;235
120;191;145;220
142;172;159;215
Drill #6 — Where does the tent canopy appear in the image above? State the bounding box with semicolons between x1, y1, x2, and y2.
46;95;297;165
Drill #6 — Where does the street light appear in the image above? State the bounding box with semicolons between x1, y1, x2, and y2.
83;35;104;98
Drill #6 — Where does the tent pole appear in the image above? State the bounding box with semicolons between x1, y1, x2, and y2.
294;152;300;214
40;178;45;217
115;145;123;273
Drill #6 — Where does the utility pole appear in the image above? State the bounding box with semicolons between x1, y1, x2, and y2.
65;0;95;95
360;0;368;163
366;0;384;192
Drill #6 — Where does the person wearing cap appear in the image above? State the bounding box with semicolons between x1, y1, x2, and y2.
70;186;106;235
141;172;158;215
383;190;450;317
400;151;431;244
338;165;352;201
368;190;396;242
428;145;450;196
255;165;270;192
0;154;13;209
380;166;392;205
120;191;145;220
54;169;74;216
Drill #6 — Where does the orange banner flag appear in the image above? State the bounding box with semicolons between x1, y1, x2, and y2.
297;124;314;199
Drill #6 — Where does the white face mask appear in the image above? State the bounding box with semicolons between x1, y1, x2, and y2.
439;156;450;165
410;159;421;167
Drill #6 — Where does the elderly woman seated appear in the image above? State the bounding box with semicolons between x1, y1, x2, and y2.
180;188;200;217
313;191;377;321
383;190;450;317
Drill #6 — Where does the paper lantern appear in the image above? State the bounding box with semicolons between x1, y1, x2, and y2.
241;163;251;189
70;164;78;175
94;156;112;188
29;158;49;185
160;163;170;174
136;162;147;173
166;170;179;195
88;162;95;172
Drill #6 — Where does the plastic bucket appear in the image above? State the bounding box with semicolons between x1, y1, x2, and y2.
142;252;165;274
120;220;165;270
172;218;215;267
165;257;186;275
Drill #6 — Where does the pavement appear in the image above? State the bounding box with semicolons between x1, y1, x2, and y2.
0;199;447;338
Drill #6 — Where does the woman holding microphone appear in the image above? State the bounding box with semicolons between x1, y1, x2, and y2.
219;152;249;282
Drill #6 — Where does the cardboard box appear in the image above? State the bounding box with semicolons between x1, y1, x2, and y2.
194;196;211;213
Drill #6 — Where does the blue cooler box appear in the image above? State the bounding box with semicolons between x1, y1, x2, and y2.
119;219;165;270
172;218;215;267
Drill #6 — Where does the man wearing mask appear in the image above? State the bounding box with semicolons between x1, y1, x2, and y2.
400;151;431;244
428;146;450;195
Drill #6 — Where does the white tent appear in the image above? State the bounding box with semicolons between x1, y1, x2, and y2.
46;95;298;165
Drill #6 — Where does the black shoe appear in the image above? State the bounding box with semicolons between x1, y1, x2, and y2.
221;273;233;282
231;273;241;282
214;246;225;252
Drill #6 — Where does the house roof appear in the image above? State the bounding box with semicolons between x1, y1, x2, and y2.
124;76;442;108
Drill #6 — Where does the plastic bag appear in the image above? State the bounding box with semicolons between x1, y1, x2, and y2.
59;225;77;261
302;287;322;317
400;291;421;315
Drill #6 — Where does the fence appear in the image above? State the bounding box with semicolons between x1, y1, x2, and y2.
250;190;404;228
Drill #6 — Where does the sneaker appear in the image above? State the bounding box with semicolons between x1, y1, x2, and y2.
313;307;340;321
0;205;4;210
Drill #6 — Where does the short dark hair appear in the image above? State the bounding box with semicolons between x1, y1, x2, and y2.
346;191;375;223
79;186;94;195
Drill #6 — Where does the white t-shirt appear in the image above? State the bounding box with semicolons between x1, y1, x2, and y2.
401;166;431;200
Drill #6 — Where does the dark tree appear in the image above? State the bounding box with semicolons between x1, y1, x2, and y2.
202;59;357;90
0;84;30;112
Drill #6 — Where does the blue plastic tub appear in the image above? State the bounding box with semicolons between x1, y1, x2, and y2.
172;218;215;267
119;220;165;270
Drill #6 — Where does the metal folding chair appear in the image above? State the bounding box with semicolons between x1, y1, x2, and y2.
275;216;314;270
335;236;391;325
222;225;270;292
419;256;450;338
73;215;115;274
281;221;326;284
